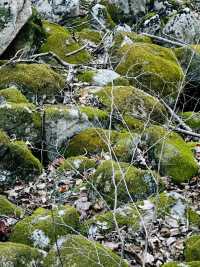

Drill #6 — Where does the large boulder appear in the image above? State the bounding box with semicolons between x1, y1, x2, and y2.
0;0;32;55
44;234;129;267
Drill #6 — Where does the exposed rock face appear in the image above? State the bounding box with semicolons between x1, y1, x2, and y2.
31;0;80;23
0;0;32;55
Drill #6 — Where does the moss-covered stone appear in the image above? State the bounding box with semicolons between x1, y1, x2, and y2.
65;128;140;162
10;205;79;250
40;21;91;64
0;131;42;184
44;105;109;160
180;112;200;131
0;195;22;217
116;43;184;104
143;126;199;183
0;88;29;103
0;102;41;144
90;159;159;206
188;208;200;228
0;242;45;267
44;234;128;267
93;86;168;124
78;28;102;45
0;64;65;102
185;235;200;262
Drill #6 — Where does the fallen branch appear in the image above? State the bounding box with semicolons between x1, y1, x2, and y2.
160;99;193;132
169;126;200;139
141;32;186;47
65;43;88;57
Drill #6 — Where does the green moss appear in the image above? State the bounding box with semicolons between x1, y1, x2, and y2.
0;195;22;217
10;205;79;250
90;160;159;206
162;262;200;267
44;234;128;267
185;235;200;262
95;86;167;124
0;64;65;101
0;242;45;267
0;102;41;143
0;135;42;183
40;21;91;64
79;106;108;121
188;208;200;228
78;28;102;44
116;43;183;104
144;126;199;183
65;128;140;162
108;77;130;86
77;71;95;83
180;112;200;130
0;88;29;103
0;129;9;144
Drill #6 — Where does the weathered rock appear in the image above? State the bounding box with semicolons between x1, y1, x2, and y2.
44;105;108;160
115;43;184;105
0;242;45;267
0;0;32;55
10;205;79;250
44;234;129;267
0;130;42;184
0;64;65;103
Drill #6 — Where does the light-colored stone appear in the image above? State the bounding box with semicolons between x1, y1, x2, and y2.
0;0;32;55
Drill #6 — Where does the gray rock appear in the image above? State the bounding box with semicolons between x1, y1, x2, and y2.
0;0;32;55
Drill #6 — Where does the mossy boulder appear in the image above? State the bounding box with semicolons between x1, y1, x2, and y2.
10;205;79;250
78;28;102;45
0;87;29;103
65;128;140;162
185;235;200;262
180;112;200;131
0;101;41;144
162;262;200;267
143;126;199;183
116;43;183;104
44;105;109;160
40;21;91;64
0;195;22;217
0;242;45;267
0;64;65;103
44;234;128;267
90;160;159;206
0;131;42;184
92;85;167;124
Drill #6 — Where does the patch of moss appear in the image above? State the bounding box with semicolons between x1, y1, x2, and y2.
79;106;108;122
0;242;45;267
77;70;95;83
78;28;102;44
90;160;159;206
116;43;183;104
185;235;200;262
0;195;22;217
188;208;200;228
0;64;65;102
0;88;29;103
40;21;91;64
10;205;79;250
95;86;167;124
65;128;140;162
143;126;199;183
0;133;42;183
180;112;200;130
162;262;200;267
0;102;41;144
44;234;129;267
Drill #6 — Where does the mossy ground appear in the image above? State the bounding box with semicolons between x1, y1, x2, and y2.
40;21;91;64
162;262;200;267
116;43;183;104
0;64;65;102
0;88;29;103
0;242;45;267
10;205;79;250
185;235;200;262
44;234;129;267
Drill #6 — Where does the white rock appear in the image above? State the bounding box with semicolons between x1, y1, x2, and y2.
0;0;32;55
93;69;120;86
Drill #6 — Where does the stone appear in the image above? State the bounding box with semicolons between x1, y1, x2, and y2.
0;0;32;55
